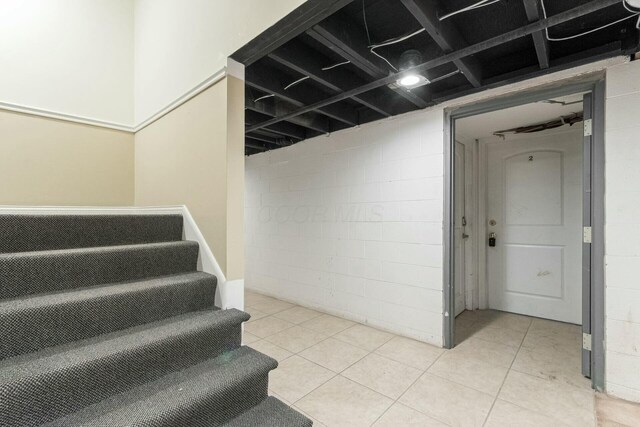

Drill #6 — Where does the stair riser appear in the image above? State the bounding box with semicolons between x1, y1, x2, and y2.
0;242;199;299
224;397;313;427
138;375;269;427
0;321;243;427
0;214;184;254
0;276;217;360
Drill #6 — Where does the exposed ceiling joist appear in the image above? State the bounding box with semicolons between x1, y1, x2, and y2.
308;13;430;108
246;110;314;140
432;41;624;104
231;0;356;65
245;138;276;151
245;132;279;145
523;0;551;69
400;0;483;87
246;0;622;133
248;129;296;146
245;91;331;133
246;63;358;126
268;41;393;117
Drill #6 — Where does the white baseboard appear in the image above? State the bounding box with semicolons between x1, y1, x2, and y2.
0;204;243;311
222;279;245;311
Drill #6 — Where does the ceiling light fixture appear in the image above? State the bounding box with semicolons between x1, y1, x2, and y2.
394;50;430;89
399;75;421;87
626;0;640;8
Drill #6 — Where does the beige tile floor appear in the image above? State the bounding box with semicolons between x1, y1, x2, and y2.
243;290;640;427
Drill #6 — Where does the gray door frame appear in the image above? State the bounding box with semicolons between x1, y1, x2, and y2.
443;78;606;391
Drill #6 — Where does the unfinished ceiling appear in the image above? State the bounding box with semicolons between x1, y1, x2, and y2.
233;0;640;155
456;93;585;140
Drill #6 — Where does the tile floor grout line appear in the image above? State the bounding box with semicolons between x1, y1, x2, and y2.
480;316;533;427
262;314;365;409
247;303;364;364
289;328;396;406
260;316;358;353
256;299;598;426
295;336;368;373
368;347;452;427
250;296;440;425
252;294;578;426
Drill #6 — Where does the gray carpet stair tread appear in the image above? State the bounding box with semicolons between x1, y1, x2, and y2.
45;346;278;427
0;272;218;360
0;241;199;299
1;213;308;425
0;308;247;382
223;397;313;427
0;214;184;253
0;309;249;426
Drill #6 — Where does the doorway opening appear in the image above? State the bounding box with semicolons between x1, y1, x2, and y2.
445;80;605;391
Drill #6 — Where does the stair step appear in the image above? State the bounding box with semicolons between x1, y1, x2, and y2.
224;397;313;427
0;241;199;299
0;272;217;360
0;214;184;254
0;308;249;426
45;347;277;427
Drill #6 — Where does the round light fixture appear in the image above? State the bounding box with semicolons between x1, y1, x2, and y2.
399;75;421;87
625;0;640;8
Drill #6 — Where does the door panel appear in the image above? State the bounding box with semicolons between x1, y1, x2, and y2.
504;244;564;298
504;151;563;226
487;129;582;324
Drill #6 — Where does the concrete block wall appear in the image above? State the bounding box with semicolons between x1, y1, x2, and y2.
604;59;640;402
245;110;445;345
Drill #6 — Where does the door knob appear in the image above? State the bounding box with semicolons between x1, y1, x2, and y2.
462;233;470;239
488;232;496;247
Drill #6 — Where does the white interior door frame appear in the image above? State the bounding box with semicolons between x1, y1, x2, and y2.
477;140;489;309
453;141;466;316
454;139;479;312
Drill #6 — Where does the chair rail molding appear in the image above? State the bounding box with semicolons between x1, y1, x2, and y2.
0;66;228;133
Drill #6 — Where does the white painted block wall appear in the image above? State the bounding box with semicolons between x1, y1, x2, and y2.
245;110;445;345
604;59;640;402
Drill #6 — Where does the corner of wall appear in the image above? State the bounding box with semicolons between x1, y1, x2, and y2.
225;59;246;281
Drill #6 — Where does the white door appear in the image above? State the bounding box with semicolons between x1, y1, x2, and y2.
454;141;467;316
486;129;582;324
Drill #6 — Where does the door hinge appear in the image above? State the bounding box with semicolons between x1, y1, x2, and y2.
584;119;593;137
583;333;592;351
583;226;592;244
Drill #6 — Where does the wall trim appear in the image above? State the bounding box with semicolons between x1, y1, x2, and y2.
0;58;624;134
134;67;227;132
0;66;227;133
0;101;134;132
0;204;243;310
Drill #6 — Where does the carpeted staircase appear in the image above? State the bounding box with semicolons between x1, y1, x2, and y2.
0;213;312;427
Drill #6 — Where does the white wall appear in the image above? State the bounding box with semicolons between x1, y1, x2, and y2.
0;0;304;127
604;59;640;402
245;110;445;345
133;0;305;124
0;0;134;125
245;58;640;400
